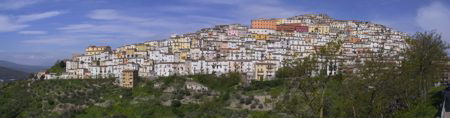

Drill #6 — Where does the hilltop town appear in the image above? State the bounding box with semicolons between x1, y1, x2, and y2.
6;13;448;118
2;0;447;116
36;14;408;88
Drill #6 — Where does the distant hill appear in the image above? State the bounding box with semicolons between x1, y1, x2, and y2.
0;60;48;73
0;66;28;82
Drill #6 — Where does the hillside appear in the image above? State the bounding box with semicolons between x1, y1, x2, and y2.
0;66;28;82
0;75;256;118
0;60;47;73
0;32;446;117
0;73;444;118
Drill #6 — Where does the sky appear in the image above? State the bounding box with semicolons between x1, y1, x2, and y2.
0;0;449;66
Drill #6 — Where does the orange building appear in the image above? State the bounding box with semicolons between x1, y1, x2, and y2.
251;18;278;30
252;34;269;40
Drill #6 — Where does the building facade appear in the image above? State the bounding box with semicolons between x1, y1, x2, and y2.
45;14;408;83
120;70;138;88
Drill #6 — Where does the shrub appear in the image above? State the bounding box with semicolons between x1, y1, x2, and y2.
258;104;264;109
245;98;252;105
250;104;256;109
171;100;181;108
239;98;245;104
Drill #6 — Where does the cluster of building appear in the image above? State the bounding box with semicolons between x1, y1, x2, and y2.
41;14;409;88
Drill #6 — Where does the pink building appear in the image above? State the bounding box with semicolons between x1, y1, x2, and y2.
227;29;239;36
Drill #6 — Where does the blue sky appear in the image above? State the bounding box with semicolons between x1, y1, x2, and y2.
0;0;449;66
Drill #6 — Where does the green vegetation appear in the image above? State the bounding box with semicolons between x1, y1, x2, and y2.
47;60;66;75
190;73;241;92
0;32;447;118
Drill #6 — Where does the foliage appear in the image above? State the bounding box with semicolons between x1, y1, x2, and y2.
243;79;284;91
402;31;448;99
273;32;448;118
47;60;66;75
191;73;241;92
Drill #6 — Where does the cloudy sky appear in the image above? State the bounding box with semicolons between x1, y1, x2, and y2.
0;0;449;66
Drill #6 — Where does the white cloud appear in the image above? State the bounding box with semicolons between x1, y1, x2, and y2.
58;23;154;39
87;9;149;22
0;11;64;32
73;4;304;43
416;1;450;42
0;0;41;10
20;34;106;46
182;0;307;22
189;0;277;5
146;0;306;32
21;28;152;47
18;30;47;35
156;6;206;13
0;15;29;32
71;24;154;38
56;9;194;41
237;4;307;19
17;11;65;22
22;37;80;45
32;9;160;48
58;24;95;30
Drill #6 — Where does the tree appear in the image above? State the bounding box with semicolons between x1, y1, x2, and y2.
276;41;344;118
28;73;36;79
330;32;448;118
171;100;181;108
338;51;402;118
402;31;448;100
47;60;66;75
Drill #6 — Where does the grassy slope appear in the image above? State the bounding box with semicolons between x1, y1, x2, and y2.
0;76;444;118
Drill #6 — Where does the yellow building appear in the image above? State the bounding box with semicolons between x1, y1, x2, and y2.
120;70;138;88
144;41;159;47
254;63;276;81
179;51;188;60
135;44;148;52
276;18;286;25
308;24;330;34
170;37;191;53
173;51;189;61
125;48;136;55
252;34;269;40
116;52;125;59
190;38;200;48
85;45;111;55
